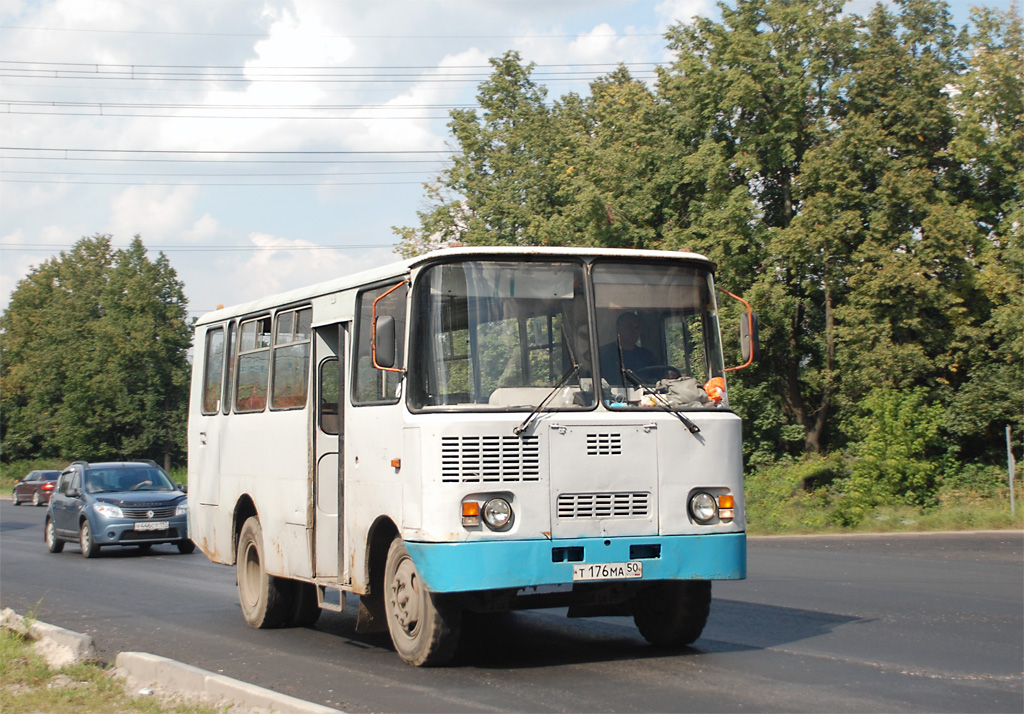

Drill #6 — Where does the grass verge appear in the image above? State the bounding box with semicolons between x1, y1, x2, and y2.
0;628;225;714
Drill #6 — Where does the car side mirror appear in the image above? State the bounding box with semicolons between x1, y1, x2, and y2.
67;488;80;498
176;483;188;494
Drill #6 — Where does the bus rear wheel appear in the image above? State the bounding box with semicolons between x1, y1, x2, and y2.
631;580;711;647
236;516;290;629
383;537;461;666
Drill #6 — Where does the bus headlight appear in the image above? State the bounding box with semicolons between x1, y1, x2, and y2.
482;498;513;531
689;492;718;523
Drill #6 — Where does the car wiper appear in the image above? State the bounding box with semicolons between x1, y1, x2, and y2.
513;364;581;436
617;339;700;435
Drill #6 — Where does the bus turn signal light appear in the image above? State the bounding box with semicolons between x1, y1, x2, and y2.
462;501;480;527
719;494;735;521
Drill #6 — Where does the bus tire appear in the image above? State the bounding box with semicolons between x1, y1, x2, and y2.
288;581;322;628
631;580;711;647
383;537;461;666
236;516;290;629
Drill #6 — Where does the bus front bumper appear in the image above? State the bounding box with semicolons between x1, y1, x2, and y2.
405;532;746;594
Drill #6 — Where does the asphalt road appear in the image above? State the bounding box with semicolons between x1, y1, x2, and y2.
1;499;1021;713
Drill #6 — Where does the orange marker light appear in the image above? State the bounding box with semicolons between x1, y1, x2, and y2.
462;501;480;527
718;493;735;521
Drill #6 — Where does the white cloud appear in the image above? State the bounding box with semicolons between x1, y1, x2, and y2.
656;0;716;28
108;184;203;241
192;232;397;310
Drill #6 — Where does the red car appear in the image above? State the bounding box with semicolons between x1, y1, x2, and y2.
13;470;60;507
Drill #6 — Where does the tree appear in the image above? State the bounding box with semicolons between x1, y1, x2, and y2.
1;235;192;467
395;0;1022;479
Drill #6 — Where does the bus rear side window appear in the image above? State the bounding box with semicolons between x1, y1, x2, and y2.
236;316;271;412
271;307;312;409
202;327;225;414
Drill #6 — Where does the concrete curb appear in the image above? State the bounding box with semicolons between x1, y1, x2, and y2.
1;608;342;714
114;651;342;714
0;607;98;668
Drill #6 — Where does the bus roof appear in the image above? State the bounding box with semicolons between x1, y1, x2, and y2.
195;246;715;325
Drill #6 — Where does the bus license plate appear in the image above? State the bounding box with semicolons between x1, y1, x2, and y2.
135;521;168;531
572;561;643;581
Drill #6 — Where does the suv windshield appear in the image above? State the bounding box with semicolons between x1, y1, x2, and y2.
410;260;594;410
84;467;176;494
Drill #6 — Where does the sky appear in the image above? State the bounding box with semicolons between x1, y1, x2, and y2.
0;0;1014;321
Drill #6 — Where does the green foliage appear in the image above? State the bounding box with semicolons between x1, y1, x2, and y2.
841;387;950;511
0;235;191;466
396;0;1023;514
1;628;225;714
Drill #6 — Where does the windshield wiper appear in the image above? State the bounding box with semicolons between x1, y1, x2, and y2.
616;339;700;435
513;365;580;437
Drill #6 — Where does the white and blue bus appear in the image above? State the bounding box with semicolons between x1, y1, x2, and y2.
187;246;757;666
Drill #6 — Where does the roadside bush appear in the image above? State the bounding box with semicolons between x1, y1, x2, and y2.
838;386;952;519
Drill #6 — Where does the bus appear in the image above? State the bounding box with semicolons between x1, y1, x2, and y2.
187;246;757;666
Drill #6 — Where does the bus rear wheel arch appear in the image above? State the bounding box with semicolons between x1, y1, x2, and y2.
383;536;461;666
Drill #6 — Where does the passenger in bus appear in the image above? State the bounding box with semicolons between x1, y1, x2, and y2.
599;311;655;384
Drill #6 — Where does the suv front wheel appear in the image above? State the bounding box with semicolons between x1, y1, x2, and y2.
79;520;101;558
45;518;64;553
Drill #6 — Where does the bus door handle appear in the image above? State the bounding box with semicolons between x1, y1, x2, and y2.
199;431;207;446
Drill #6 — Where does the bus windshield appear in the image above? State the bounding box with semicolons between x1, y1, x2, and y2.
593;260;725;407
409;257;726;412
410;260;594;410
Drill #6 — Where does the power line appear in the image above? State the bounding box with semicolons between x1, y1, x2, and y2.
1;178;427;186
1;147;456;155
0;24;664;40
0;243;389;252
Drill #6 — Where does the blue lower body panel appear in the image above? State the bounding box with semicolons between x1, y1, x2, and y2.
405;532;746;593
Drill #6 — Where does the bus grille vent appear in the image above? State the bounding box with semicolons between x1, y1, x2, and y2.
441;435;541;483
557;492;650;519
586;433;621;455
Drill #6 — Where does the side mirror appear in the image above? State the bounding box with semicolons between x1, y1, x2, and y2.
374;315;397;369
741;312;760;364
67;488;80;498
176;483;188;494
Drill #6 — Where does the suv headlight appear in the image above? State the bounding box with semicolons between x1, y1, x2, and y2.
94;503;124;519
176;501;188;516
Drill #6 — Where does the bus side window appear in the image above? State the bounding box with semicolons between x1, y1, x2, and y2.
353;283;407;405
201;327;225;414
271;307;312;410
235;316;272;412
319;358;339;434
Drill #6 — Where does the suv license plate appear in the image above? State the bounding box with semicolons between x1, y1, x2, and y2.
135;521;169;531
572;561;643;581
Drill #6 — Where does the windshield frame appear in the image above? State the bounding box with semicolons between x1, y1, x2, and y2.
406;254;727;414
407;257;596;413
590;257;727;411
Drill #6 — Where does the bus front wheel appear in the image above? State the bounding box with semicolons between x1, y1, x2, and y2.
236;516;290;629
383;537;461;666
631;580;711;647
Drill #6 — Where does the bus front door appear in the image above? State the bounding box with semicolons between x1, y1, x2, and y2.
313;323;347;582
